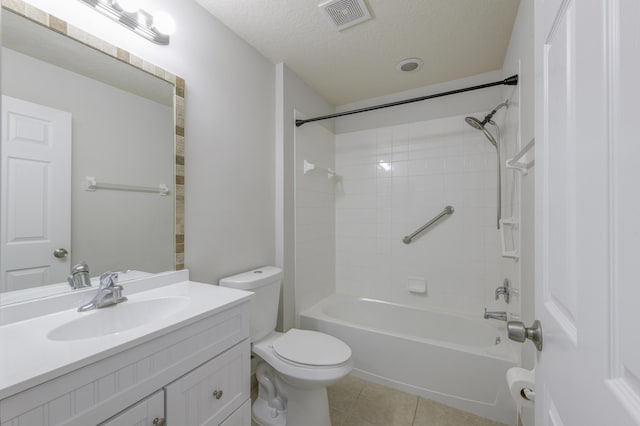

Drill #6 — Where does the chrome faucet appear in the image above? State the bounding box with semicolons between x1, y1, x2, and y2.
495;278;511;303
78;271;127;312
67;261;92;289
484;308;508;321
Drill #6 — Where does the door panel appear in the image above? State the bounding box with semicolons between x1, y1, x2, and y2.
1;96;71;291
535;0;640;424
543;0;578;342
607;0;640;417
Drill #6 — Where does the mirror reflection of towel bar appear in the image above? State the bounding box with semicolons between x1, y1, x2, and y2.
84;176;170;196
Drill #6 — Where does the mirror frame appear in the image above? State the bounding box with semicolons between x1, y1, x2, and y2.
1;0;185;272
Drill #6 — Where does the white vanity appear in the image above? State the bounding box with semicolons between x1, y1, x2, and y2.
0;270;253;426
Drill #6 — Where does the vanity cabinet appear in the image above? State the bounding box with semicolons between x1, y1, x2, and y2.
166;342;249;425
99;391;164;426
0;301;251;426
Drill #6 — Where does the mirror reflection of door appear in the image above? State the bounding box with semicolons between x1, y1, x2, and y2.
1;95;71;291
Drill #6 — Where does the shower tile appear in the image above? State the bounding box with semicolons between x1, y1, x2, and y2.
425;157;447;174
392;161;408;177
345;178;378;195
391;176;410;193
342;163;378;179
407;159;426;176
392;151;410;162
466;155;490;172
376;162;394;177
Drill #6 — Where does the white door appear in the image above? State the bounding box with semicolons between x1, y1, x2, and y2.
1;96;72;292
535;0;640;424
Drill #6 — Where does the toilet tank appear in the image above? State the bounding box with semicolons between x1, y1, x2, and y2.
219;266;282;342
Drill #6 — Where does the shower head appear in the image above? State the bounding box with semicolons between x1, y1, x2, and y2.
465;116;498;147
465;116;484;130
465;100;509;147
466;100;510;130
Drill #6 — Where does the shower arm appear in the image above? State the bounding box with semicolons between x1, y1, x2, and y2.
481;101;510;127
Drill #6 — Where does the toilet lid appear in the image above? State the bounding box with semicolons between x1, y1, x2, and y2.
273;329;352;366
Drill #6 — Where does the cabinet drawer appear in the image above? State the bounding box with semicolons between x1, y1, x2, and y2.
220;399;251;426
99;391;164;426
165;340;250;426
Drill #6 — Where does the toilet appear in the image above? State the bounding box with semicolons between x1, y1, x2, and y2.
220;266;353;426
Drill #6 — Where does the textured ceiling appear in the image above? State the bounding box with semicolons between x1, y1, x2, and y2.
195;0;520;105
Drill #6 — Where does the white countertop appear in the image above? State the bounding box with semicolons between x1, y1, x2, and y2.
0;273;252;400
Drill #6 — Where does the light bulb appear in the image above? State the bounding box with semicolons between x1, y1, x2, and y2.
112;0;141;13
152;11;176;35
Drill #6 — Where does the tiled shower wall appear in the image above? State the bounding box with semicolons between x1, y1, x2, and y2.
334;114;506;316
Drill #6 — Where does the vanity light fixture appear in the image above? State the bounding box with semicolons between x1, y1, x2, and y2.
78;0;175;45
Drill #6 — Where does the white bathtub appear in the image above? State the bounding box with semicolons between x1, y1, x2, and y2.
299;293;518;425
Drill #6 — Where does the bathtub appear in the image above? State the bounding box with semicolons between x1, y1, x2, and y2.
299;293;518;425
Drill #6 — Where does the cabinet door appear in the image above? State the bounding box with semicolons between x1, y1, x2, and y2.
99;390;165;426
220;400;251;426
165;340;250;426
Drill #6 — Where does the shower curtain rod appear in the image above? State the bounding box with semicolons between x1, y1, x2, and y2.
295;74;518;127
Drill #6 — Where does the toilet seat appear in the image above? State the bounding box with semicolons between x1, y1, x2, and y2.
252;330;353;385
272;329;352;367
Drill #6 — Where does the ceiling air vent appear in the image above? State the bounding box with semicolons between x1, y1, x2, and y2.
319;0;372;31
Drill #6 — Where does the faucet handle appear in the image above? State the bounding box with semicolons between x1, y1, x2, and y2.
68;261;92;289
112;285;128;303
495;278;511;303
99;271;119;289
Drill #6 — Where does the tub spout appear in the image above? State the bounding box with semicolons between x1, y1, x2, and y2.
484;308;507;321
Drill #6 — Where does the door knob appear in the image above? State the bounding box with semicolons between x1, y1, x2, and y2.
53;248;68;258
507;320;543;351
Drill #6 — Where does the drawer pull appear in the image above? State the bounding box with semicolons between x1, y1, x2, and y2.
152;418;166;426
213;389;224;400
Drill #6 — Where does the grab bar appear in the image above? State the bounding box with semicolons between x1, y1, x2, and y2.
402;206;454;244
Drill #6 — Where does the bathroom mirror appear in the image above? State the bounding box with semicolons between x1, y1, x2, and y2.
0;4;185;305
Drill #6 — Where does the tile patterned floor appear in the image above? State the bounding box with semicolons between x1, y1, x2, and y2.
251;374;511;426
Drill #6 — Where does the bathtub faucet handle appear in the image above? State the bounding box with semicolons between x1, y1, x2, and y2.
495;278;511;303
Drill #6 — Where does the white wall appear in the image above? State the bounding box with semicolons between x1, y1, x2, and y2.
294;122;335;320
3;47;174;275
19;0;277;284
276;64;334;330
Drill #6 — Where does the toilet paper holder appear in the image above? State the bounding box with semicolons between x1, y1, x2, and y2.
520;387;535;402
507;320;543;351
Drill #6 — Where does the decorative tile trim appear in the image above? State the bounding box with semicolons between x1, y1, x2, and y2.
2;0;186;271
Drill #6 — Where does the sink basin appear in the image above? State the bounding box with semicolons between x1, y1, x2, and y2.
47;296;190;341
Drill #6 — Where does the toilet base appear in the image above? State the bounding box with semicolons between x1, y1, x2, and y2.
278;381;331;426
252;397;286;426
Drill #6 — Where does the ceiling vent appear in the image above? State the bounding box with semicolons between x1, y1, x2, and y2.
319;0;372;31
